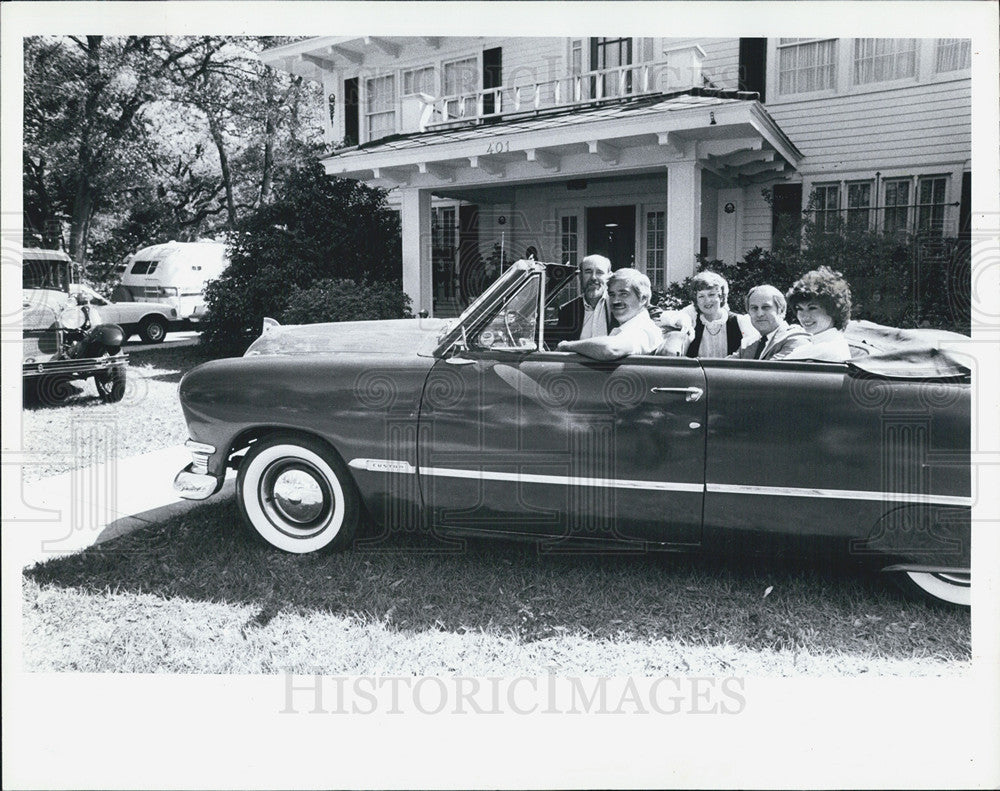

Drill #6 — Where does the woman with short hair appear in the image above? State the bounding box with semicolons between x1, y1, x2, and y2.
682;271;756;357
783;266;853;362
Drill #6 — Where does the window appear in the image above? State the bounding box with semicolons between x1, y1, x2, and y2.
853;39;917;84
590;37;633;97
130;260;159;275
403;67;435;96
569;39;583;76
365;75;396;140
560;215;579;266
917;176;948;236
777;38;836;95
443;56;478;119
883;179;910;234
644;211;666;290
813;184;840;233
846;182;872;229
935;38;971;72
470;275;540;352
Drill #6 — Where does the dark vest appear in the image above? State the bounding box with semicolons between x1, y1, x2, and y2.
687;313;743;357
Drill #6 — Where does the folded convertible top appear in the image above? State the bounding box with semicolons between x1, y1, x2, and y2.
845;320;971;379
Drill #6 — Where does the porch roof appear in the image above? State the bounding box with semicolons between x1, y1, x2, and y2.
323;88;803;191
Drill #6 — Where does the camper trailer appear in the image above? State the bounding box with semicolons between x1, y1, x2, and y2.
114;240;228;322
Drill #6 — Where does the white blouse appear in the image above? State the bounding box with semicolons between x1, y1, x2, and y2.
784;327;852;362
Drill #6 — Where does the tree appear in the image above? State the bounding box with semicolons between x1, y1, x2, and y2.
200;162;403;356
24;35;324;277
23;36;186;259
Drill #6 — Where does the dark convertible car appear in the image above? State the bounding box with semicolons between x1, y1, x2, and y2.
175;260;972;606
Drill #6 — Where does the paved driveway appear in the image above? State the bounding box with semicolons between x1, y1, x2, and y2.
6;444;234;568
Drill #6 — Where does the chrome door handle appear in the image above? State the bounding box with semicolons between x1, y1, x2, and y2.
650;386;703;402
445;356;476;366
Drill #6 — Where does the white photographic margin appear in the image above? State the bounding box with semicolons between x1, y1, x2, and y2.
1;2;998;789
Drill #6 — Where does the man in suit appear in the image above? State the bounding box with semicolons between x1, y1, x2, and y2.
735;284;811;360
548;254;613;344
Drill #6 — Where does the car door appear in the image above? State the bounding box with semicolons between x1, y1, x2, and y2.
418;272;706;546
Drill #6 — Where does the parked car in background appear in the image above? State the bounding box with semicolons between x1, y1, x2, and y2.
22;248;128;403
113;240;228;324
174;260;972;607
71;284;178;344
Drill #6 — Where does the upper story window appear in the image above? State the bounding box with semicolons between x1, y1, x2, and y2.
777;38;837;95
443;56;478;118
569;39;584;76
853;38;917;84
935;38;971;72
403;66;435;96
591;37;633;97
365;75;396;140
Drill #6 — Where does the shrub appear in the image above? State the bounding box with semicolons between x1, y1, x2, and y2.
200;161;402;356
280;278;412;325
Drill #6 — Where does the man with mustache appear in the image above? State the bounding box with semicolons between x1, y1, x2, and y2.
557;268;662;360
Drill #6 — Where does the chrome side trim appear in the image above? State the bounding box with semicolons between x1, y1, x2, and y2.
347;458;972;506
348;458;701;493
706;483;972;507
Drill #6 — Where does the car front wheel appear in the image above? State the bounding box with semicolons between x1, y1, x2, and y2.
897;570;971;607
237;434;359;553
139;316;168;343
95;364;127;403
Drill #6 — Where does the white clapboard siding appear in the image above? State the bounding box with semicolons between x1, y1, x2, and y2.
740;188;775;253
766;79;971;173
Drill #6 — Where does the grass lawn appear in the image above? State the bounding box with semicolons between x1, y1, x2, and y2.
23;498;970;675
19;340;970;675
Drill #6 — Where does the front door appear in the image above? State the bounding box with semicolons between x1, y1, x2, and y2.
586;205;636;269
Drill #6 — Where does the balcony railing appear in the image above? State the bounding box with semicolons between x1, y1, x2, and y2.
417;56;705;132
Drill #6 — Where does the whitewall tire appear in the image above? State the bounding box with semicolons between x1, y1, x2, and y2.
237;434;359;553
900;570;971;608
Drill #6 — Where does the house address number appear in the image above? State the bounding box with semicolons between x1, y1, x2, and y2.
486;140;511;154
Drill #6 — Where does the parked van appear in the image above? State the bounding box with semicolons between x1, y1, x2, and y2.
113;240;228;322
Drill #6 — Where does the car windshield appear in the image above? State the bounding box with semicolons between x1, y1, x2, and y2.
23;258;71;291
430;260;535;355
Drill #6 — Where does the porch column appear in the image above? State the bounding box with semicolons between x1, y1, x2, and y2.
666;161;702;284
400;187;433;316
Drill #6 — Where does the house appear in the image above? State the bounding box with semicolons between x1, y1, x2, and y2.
260;37;971;317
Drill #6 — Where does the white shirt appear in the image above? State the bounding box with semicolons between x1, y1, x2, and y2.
784;326;852;362
580;296;610;339
608;310;663;355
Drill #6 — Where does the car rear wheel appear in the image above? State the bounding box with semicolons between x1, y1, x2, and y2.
95;364;127;403
237;434;359;553
897;570;970;607
139;316;168;344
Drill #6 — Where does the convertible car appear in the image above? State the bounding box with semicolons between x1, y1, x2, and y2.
175;260;972;607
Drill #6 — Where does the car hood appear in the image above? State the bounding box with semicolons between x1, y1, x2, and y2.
243;317;453;357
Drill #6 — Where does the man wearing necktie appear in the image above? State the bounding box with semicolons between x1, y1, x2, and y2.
734;284;810;360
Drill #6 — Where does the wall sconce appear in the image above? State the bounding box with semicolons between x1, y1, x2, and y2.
709;111;717;126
